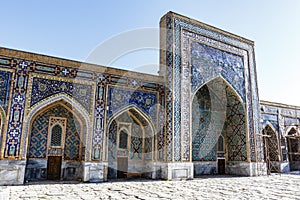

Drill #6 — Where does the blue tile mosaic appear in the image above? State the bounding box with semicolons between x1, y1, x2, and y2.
0;70;12;112
107;86;157;124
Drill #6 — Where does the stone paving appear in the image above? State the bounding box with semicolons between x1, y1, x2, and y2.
1;174;300;200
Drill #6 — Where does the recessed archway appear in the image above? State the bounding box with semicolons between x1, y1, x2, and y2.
106;106;155;179
192;77;247;176
24;94;89;182
262;124;281;173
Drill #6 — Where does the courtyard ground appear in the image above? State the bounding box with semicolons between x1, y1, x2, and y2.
0;173;300;200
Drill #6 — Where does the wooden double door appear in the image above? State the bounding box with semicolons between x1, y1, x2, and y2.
47;156;62;180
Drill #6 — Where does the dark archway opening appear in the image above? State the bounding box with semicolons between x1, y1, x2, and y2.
192;77;247;176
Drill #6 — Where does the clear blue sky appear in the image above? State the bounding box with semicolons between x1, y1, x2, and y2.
1;1;299;106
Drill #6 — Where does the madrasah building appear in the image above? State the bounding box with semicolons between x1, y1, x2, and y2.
0;12;299;185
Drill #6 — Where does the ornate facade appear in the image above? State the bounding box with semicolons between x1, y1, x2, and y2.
0;12;298;185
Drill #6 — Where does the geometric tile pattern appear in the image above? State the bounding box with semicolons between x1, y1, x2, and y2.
157;103;165;161
107;86;157;124
64;116;81;161
130;135;143;160
31;77;93;113
191;42;245;102
5;60;31;157
225;85;247;161
180;35;191;161
173;18;182;162
92;73;163;161
263;125;280;161
0;13;264;169
28;114;48;158
28;104;81;161
165;16;174;162
0;54;164;162
260;104;300;164
92;74;106;161
192;85;217;161
0;70;12;112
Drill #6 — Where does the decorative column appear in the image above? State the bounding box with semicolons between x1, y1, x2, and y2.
5;60;34;158
92;73;107;161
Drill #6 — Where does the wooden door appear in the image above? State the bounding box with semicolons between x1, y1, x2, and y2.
218;159;225;175
47;156;62;180
117;157;128;178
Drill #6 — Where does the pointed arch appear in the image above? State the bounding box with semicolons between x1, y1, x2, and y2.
107;104;155;134
262;121;277;135
191;75;244;104
21;93;92;160
262;124;281;162
286;126;298;137
106;104;155;179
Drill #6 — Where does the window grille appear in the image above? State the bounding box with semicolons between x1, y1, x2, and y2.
51;124;62;146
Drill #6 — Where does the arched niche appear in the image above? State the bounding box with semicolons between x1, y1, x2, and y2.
192;77;247;166
24;95;89;181
22;93;91;160
106;106;155;179
262;124;281;162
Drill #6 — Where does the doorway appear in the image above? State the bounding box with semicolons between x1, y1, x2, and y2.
47;156;62;180
217;159;225;174
117;157;128;178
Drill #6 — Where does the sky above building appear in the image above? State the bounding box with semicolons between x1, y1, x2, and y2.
1;1;299;106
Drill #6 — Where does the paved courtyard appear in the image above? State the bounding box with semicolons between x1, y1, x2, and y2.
1;174;300;200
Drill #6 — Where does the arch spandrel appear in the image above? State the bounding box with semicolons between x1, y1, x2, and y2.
30;77;94;114
107;86;158;125
190;41;246;102
107;104;156;134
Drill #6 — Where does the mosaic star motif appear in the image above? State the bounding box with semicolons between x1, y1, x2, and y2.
107;86;157;123
31;77;93;113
